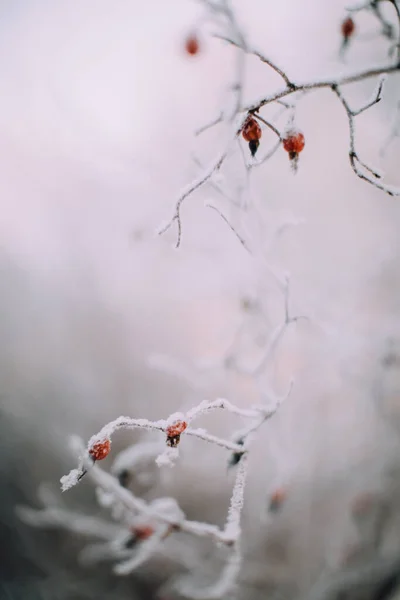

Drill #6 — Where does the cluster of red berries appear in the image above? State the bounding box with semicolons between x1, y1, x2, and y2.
166;420;187;447
241;114;305;169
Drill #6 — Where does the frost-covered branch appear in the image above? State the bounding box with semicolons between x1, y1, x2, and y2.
158;1;400;250
157;124;242;247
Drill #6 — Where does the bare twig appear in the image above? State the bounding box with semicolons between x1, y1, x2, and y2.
213;33;295;88
158;120;244;247
206;203;251;252
332;83;400;195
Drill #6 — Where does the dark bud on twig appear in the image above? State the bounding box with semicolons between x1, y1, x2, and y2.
125;534;138;549
166;434;181;448
228;438;245;469
77;467;88;482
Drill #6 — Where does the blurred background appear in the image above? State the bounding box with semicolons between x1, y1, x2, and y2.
1;0;400;598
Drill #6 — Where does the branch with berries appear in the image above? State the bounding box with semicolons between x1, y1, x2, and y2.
52;392;289;597
159;0;400;248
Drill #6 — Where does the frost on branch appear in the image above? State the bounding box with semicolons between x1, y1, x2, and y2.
46;378;289;597
156;0;400;249
18;1;400;598
60;468;82;493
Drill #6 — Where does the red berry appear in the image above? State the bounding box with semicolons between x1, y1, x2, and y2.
89;439;111;461
242;117;262;143
341;16;355;39
185;34;199;56
282;129;305;172
166;420;187;447
242;116;262;156
131;524;154;541
282;130;305;155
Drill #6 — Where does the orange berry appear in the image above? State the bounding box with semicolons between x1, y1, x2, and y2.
185;34;200;56
88;439;111;461
341;16;355;39
166;420;187;447
242;117;262;157
282;130;305;155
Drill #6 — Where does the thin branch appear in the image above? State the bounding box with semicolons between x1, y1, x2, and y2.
250;112;282;139
158;122;244;247
246;63;399;113
213;33;294;88
195;112;224;136
206;204;251;252
332;84;400;195
351;74;386;115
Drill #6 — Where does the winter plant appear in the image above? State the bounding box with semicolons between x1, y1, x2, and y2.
18;0;400;598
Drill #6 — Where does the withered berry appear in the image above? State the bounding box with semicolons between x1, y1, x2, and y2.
228;437;245;469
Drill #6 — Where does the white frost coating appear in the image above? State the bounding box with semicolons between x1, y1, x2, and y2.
186;398;261;422
165;411;186;427
150;497;185;523
88;415;166;449
16;505;122;540
60;468;81;492
185;427;246;453
177;455;249;599
156;447;180;468
224;455;248;541
61;397;272;493
95;487;115;509
177;547;242;600
79;542;133;566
